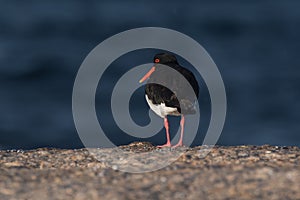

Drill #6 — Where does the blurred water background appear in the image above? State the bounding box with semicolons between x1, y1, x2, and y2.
0;0;299;149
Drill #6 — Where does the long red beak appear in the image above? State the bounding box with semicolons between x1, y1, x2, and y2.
139;66;155;83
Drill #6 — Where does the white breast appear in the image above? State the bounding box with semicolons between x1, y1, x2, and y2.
145;95;180;118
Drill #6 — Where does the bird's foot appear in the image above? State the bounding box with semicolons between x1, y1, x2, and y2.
172;142;183;148
157;143;171;148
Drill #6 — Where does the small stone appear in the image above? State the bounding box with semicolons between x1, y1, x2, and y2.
112;165;118;170
238;152;249;157
4;162;23;167
160;177;167;182
287;154;296;158
248;156;260;162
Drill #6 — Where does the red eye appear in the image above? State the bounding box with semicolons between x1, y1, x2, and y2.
154;58;160;63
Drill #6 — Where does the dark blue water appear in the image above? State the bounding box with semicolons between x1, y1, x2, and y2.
0;1;300;149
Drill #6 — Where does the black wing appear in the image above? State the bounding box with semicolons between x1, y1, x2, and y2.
145;64;199;114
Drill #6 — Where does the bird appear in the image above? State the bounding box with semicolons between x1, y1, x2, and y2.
139;53;199;147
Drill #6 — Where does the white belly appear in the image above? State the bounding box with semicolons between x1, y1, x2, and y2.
145;95;180;118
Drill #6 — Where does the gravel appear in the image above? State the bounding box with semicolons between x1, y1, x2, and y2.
0;142;299;200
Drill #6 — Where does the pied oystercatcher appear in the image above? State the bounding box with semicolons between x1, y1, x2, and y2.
139;53;199;147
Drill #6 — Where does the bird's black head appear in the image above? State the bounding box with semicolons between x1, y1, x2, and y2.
153;53;178;65
139;53;179;83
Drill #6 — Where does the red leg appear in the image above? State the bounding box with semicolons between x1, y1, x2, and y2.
157;117;171;148
173;115;185;147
